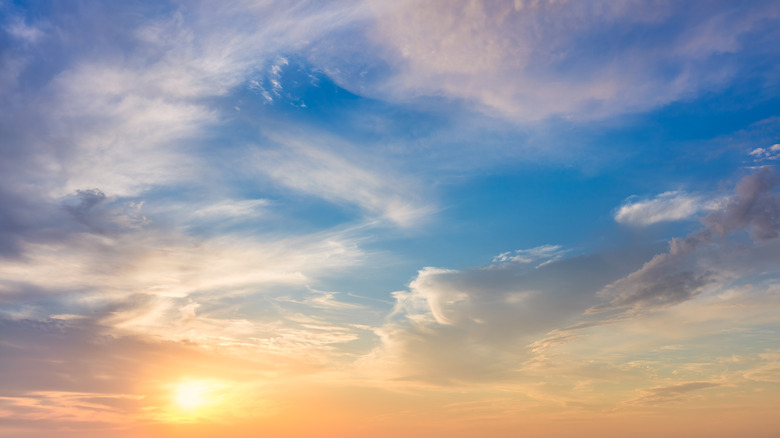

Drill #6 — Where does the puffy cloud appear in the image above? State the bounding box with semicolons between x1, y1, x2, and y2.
366;248;644;383
368;168;780;384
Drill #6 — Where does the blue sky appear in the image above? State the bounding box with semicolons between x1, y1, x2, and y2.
2;1;780;436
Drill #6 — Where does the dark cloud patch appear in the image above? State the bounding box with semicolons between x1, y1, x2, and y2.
0;189;44;257
62;188;109;232
0;318;153;395
0;185;129;260
588;249;717;314
702;167;780;241
64;189;106;221
592;167;780;315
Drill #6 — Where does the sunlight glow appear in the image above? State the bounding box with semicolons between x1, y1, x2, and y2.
175;381;207;410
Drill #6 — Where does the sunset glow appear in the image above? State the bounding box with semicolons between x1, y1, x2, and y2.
2;1;780;437
175;382;207;411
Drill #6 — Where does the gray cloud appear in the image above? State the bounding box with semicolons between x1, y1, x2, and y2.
372;168;780;384
614;191;719;226
63;189;108;230
593;167;780;314
0;189;44;257
588;237;717;314
368;249;651;383
702;167;780;241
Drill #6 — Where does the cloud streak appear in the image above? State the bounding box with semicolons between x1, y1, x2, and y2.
255;132;433;227
615;191;720;226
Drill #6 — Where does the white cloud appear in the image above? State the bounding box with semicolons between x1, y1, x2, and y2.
614;191;718;226
255;132;434;227
348;0;780;121
191;199;269;219
5;17;45;43
492;244;565;266
749;144;780;161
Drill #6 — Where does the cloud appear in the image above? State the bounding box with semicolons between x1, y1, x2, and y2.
190;199;269;219
4;16;45;43
1;3;779;431
615;191;719;226
492;244;566;265
366;168;780;385
0;316;297;434
364;247;644;383
749;144;780;161
702;167;780;240
628;381;719;405
594;167;780;314
744;350;780;383
587;237;718;314
0;191;373;350
255;132;433;227
0;0;438;263
0;5;409;408
348;0;780;121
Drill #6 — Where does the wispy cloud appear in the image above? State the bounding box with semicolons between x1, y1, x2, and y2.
743;350;780;383
627;381;719;405
256;132;434;227
2;1;780;435
491;244;566;266
354;0;780;121
615;191;721;226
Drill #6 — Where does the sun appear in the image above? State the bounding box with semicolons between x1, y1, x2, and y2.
175;381;207;410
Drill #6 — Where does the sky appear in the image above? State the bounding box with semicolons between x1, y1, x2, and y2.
1;1;780;437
